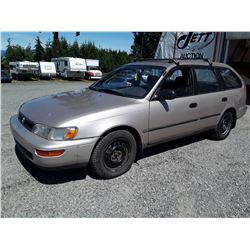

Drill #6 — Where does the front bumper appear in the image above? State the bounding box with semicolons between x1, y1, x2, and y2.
90;76;102;80
10;115;99;168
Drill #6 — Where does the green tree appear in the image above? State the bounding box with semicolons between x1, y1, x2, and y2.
34;36;44;61
79;41;98;58
6;44;26;62
69;40;80;57
131;32;162;59
44;40;53;61
59;37;69;56
1;56;9;70
25;44;35;61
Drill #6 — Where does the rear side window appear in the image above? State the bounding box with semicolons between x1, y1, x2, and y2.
194;68;222;94
216;68;242;89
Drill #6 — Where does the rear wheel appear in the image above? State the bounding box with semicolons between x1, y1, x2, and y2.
210;111;234;140
90;130;137;179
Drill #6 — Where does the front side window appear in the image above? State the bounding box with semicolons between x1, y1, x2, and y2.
90;65;165;99
161;68;193;97
194;68;222;94
216;67;242;89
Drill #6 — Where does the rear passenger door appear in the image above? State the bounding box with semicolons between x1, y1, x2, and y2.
193;66;227;130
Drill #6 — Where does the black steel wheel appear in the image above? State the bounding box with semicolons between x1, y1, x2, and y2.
210;111;234;140
219;112;233;136
90;130;137;179
104;140;129;169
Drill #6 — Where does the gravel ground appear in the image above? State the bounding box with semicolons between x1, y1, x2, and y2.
1;80;250;217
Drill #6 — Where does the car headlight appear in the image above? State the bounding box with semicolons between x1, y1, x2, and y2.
32;124;78;141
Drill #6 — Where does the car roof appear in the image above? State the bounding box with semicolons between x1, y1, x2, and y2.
126;59;230;69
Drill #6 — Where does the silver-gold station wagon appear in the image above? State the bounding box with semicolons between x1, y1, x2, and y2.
10;59;247;179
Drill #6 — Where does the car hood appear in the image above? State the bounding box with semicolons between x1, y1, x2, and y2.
19;88;139;127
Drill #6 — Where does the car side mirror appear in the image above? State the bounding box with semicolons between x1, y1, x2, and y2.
153;89;176;101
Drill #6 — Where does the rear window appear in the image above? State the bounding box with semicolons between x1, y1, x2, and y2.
216;67;242;89
194;68;222;94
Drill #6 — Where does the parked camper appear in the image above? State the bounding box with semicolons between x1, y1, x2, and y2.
9;61;39;79
38;62;56;79
52;57;86;79
86;59;99;67
85;59;102;80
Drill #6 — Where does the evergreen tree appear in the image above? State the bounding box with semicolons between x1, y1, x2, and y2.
59;37;69;56
1;56;9;69
131;32;162;59
69;40;80;57
25;44;35;61
44;40;53;61
34;36;44;61
6;44;26;62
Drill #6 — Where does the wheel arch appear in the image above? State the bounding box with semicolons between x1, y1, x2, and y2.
91;125;143;160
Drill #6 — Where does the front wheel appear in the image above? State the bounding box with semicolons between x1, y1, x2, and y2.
90;130;137;179
209;111;234;140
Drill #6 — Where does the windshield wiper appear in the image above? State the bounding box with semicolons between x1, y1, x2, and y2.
94;88;124;96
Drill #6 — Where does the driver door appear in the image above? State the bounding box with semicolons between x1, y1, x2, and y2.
148;67;200;145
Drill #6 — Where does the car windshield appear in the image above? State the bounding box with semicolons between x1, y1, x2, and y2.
89;65;166;99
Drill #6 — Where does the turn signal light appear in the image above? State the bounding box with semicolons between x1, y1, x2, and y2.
35;149;65;157
64;128;77;139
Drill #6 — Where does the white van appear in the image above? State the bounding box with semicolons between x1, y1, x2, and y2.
52;57;86;79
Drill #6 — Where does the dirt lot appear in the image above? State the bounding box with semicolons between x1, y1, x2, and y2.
1;80;250;217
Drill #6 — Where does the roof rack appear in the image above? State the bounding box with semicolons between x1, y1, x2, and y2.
133;58;180;66
170;57;213;66
133;58;214;67
202;58;213;66
168;58;179;66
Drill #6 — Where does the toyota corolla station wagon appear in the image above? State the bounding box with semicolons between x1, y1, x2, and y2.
10;59;247;179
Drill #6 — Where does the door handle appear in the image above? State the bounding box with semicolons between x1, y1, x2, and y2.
189;103;198;108
222;97;228;102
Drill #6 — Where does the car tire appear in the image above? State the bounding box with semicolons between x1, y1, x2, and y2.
90;130;137;179
209;111;234;140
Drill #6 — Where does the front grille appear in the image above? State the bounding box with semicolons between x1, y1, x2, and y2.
18;113;35;131
15;140;33;160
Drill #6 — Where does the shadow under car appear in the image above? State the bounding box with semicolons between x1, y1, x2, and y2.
15;132;209;185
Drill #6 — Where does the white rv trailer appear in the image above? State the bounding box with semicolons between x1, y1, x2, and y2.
38;61;56;78
9;61;39;79
86;59;99;67
52;57;86;79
